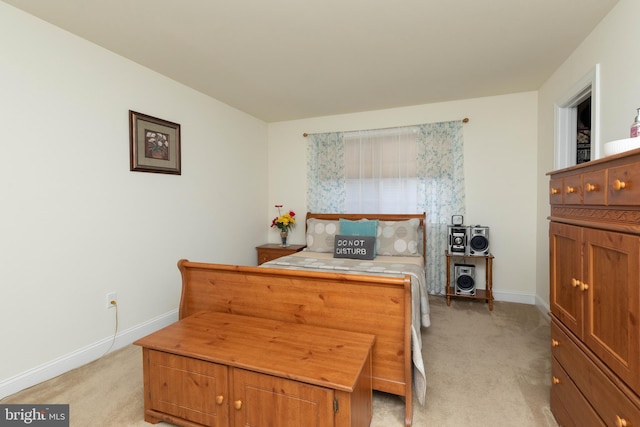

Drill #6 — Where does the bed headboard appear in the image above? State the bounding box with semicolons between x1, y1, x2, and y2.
305;212;427;264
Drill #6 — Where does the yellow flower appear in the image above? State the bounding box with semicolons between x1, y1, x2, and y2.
271;206;296;232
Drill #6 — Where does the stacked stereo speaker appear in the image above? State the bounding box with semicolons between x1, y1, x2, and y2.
448;220;490;296
454;264;476;295
447;225;490;256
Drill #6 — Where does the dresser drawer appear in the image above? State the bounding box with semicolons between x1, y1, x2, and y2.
551;357;604;427
607;163;640;206
551;321;640;426
563;174;582;205
550;178;563;205
549;387;575;427
582;170;606;205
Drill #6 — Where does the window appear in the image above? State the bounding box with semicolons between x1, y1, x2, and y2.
307;121;465;295
344;127;418;213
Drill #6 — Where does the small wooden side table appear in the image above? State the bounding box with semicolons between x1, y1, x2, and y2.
256;243;305;265
445;250;494;311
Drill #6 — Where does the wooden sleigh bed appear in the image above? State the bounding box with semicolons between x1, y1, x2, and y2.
178;213;429;427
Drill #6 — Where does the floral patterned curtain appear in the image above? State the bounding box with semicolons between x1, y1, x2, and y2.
417;121;465;295
306;120;465;294
307;132;346;213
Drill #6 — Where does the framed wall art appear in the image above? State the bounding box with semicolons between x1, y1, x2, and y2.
129;110;181;175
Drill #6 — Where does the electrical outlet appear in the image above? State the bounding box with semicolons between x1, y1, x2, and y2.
106;292;117;309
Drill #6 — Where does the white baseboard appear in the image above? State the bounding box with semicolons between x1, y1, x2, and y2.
0;309;178;400
493;290;551;322
492;289;536;305
535;294;552;322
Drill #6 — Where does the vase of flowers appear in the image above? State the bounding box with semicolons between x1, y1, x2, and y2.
271;205;296;247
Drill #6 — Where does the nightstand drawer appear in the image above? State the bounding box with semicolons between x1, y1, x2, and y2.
256;244;305;265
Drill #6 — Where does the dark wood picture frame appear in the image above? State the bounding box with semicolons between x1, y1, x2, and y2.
129;110;181;175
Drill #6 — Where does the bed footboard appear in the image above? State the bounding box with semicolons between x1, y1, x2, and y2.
178;259;414;426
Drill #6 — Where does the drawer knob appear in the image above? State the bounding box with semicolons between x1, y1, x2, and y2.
580;282;589;291
572;278;581;288
585;183;597;192
551;339;559;347
566;186;576;194
216;395;224;405
552;376;560;385
615;415;628;427
613;179;627;191
234;400;243;410
550;187;559;195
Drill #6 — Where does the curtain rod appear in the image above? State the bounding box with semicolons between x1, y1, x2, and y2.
302;117;469;137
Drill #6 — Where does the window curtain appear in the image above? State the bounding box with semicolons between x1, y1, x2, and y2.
307;120;465;295
416;121;465;295
307;132;346;213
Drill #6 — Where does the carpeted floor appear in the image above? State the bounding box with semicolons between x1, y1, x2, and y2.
2;295;559;426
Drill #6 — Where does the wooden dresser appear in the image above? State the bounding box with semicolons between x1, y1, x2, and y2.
548;148;640;426
134;311;375;427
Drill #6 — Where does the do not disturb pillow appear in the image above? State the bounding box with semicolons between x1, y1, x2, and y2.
333;235;376;260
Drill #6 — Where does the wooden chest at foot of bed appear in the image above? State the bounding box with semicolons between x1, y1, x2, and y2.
135;311;375;427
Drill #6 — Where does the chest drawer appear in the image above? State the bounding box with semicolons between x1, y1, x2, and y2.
551;321;640;426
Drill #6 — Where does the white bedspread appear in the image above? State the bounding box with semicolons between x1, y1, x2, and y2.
260;251;430;405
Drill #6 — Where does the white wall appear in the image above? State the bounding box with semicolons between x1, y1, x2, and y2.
0;3;268;397
268;92;539;304
536;0;640;304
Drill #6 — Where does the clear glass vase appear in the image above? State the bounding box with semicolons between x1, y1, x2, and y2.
280;230;288;247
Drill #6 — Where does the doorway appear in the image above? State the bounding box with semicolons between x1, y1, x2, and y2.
554;65;600;169
576;97;591;164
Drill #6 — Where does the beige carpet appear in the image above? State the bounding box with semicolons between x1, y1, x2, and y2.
2;296;559;426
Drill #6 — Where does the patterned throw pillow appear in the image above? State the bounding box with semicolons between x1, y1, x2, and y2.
305;219;339;253
376;219;420;256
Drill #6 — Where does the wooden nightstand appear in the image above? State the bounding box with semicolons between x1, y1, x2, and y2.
256;243;305;265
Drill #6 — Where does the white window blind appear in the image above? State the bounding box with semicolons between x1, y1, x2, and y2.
344;127;418;213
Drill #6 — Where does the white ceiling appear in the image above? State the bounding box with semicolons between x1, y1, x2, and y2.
3;0;618;123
